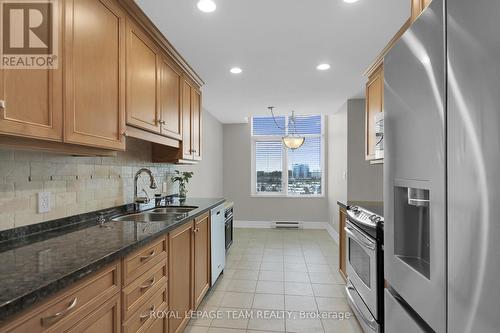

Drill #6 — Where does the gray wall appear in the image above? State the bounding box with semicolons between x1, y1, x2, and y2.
176;110;224;198
326;99;383;232
346;99;383;201
327;103;348;231
223;123;329;223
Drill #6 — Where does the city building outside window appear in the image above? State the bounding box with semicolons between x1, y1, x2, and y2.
251;115;325;197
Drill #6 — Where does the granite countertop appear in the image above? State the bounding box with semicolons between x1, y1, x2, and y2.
0;197;225;324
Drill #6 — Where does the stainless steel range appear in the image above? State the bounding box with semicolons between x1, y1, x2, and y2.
345;204;384;333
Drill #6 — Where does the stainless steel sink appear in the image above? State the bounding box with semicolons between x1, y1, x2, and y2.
111;212;180;223
111;206;197;223
149;206;197;214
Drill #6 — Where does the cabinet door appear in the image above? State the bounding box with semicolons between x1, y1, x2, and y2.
126;22;160;133
168;223;194;333
181;80;193;159
66;294;120;333
193;213;210;309
191;89;202;161
160;58;182;140
145;317;168;333
365;64;383;160
64;0;125;150
0;6;62;141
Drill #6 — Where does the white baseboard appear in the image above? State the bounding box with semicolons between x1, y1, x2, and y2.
234;220;339;245
325;223;339;244
233;220;271;228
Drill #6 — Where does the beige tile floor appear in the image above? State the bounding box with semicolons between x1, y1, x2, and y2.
185;228;363;333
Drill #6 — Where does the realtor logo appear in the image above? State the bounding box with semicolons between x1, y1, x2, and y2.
0;0;58;69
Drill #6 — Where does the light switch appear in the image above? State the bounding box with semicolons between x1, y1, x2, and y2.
38;192;50;213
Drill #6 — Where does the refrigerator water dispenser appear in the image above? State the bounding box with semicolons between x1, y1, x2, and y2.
394;186;430;279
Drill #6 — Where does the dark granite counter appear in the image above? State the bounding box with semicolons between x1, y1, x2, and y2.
337;200;384;217
0;197;225;323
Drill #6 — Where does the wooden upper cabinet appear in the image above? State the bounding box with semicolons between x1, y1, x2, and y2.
0;4;62;142
181;80;193;159
365;64;383;161
191;89;202;161
168;222;194;333
126;21;161;134
179;79;202;161
159;58;182;140
411;0;432;22
193;213;210;309
64;0;126;150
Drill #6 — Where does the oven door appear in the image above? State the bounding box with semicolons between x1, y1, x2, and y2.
345;220;378;319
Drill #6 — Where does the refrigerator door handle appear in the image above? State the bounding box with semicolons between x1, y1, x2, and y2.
345;226;375;250
346;282;378;331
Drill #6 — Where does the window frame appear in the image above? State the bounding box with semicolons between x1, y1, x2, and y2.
250;115;326;198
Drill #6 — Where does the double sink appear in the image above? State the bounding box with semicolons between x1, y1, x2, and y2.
111;206;198;223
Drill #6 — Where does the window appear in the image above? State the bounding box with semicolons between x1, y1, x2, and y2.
251;115;324;197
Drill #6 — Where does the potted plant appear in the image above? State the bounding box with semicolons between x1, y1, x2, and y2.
171;170;194;199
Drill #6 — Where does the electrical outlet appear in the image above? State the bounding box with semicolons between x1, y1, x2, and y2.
38;192;50;213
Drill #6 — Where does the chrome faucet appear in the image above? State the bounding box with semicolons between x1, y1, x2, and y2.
134;168;157;209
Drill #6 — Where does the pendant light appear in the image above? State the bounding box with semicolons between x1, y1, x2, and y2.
268;107;305;150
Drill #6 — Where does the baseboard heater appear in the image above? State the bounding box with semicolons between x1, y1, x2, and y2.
272;221;303;229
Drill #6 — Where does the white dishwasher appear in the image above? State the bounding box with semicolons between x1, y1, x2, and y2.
211;204;226;285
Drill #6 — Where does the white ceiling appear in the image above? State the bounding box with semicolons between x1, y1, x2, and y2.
137;0;409;123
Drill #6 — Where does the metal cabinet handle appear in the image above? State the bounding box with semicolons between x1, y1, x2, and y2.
344;226;375;250
140;276;156;290
0;100;6;109
159;120;166;125
193;228;200;233
346;283;377;331
139;304;156;321
41;297;78;327
140;250;156;261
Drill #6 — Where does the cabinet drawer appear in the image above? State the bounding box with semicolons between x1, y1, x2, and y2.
122;288;168;333
122;237;167;286
1;263;121;333
122;260;168;320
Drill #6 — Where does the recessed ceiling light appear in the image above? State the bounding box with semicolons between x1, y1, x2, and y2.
230;67;242;74
197;0;216;13
316;63;331;71
343;0;360;3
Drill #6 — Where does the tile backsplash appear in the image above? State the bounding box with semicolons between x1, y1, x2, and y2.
0;138;179;231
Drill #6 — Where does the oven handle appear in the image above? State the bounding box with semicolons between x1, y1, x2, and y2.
345;226;375;250
346;282;378;331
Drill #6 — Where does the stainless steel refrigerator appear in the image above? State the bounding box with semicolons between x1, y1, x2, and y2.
384;0;500;332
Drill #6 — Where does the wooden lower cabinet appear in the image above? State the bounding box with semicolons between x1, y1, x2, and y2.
65;293;121;333
168;212;211;333
0;263;121;333
168;221;194;333
122;288;167;333
193;213;210;309
145;316;168;333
